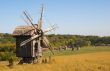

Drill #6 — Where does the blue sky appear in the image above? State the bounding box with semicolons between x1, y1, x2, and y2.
0;0;110;36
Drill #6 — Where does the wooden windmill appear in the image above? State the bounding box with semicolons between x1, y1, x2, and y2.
13;5;55;64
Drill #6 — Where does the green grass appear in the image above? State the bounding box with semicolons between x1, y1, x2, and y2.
43;46;110;57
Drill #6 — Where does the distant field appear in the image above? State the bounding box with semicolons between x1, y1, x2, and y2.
0;46;110;71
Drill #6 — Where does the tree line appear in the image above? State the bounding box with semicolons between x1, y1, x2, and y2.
47;34;110;47
0;33;110;61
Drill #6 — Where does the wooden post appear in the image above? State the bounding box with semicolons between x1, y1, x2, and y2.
8;57;14;67
49;56;51;63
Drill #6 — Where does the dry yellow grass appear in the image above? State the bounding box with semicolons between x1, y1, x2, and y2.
0;51;110;71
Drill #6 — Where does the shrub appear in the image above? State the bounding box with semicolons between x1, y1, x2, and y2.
0;52;16;61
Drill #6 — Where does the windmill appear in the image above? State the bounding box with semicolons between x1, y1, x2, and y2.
13;5;55;64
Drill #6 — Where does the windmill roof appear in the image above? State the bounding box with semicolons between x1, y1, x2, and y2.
13;25;37;36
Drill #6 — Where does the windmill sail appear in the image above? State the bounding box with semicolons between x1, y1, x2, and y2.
37;5;44;30
20;34;40;47
23;11;37;29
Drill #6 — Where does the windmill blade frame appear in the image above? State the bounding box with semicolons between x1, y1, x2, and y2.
24;10;33;21
37;4;44;30
21;15;30;26
44;25;57;33
20;34;41;47
43;36;54;55
23;11;37;30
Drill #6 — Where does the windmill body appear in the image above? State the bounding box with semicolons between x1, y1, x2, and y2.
13;25;43;63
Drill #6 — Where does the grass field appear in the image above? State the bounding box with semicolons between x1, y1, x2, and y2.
43;46;110;56
0;46;110;71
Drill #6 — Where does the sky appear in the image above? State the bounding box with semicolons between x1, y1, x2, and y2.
0;0;110;36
